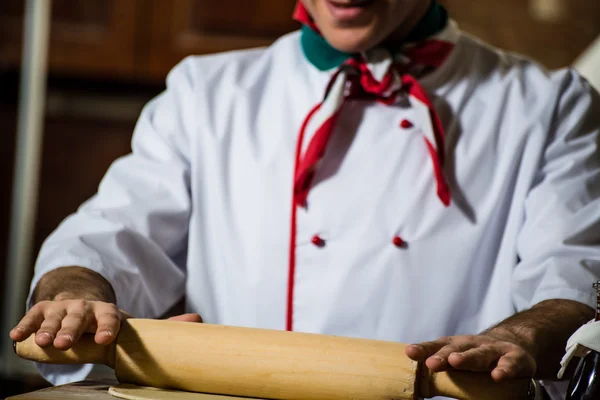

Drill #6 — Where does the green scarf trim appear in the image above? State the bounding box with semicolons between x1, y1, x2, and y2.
301;1;449;71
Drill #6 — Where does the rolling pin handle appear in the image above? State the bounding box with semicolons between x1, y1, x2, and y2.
419;362;536;400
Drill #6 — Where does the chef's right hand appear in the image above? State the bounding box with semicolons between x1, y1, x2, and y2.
9;299;129;350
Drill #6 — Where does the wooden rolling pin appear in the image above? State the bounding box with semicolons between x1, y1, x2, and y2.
15;319;535;400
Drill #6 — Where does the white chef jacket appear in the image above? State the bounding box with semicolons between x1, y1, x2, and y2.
30;25;600;398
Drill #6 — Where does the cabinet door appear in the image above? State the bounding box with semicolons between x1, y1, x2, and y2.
143;0;300;81
0;0;139;79
440;0;600;69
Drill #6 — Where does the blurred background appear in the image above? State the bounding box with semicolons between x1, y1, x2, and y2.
0;0;599;397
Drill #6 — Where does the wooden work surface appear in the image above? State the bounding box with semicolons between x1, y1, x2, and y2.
6;381;256;400
7;381;118;399
4;379;550;400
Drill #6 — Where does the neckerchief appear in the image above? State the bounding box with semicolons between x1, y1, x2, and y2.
286;2;460;331
292;1;459;207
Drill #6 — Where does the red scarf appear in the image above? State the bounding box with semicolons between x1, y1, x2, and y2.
292;1;455;207
293;2;319;32
287;1;457;331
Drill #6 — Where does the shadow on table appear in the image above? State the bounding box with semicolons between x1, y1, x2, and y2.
0;375;50;399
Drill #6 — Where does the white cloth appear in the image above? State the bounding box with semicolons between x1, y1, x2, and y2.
558;319;600;379
28;27;600;399
540;380;571;400
575;34;600;92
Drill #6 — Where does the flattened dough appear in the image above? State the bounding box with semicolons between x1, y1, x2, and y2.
109;384;262;400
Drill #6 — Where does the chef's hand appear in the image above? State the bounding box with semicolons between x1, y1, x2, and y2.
9;299;130;350
168;313;203;323
405;332;537;383
9;267;203;351
10;303;203;352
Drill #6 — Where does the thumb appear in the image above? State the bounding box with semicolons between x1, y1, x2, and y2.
168;313;203;323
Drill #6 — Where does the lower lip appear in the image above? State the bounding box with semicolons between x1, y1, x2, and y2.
325;0;374;21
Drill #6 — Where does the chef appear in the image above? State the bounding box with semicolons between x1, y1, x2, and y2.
10;0;600;398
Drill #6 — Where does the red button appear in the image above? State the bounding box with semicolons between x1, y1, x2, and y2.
311;235;325;247
400;119;413;129
392;236;405;248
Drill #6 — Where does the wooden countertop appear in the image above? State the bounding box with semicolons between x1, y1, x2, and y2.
7;380;118;400
7;381;255;400
8;380;552;400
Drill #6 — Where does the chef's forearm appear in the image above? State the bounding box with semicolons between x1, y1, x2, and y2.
32;266;117;304
483;299;593;380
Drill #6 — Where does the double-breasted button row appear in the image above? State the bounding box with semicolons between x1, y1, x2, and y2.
309;235;406;248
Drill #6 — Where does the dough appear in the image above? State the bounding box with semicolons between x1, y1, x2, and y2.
109;384;261;400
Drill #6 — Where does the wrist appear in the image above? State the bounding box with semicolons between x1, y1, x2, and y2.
483;326;539;357
52;291;115;303
32;266;116;304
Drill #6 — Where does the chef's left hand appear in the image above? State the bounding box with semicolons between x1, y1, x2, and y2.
405;332;537;383
168;313;203;323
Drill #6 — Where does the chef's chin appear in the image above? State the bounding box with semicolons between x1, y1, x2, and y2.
300;0;427;53
322;23;384;52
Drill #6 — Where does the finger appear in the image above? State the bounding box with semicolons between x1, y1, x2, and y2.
426;339;478;372
168;313;203;323
9;304;47;342
54;303;92;350
94;303;122;345
406;337;452;361
492;351;535;382
54;313;89;350
34;311;67;348
448;345;502;371
405;345;427;361
426;343;473;372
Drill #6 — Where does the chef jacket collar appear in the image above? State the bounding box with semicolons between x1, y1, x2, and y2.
293;0;449;71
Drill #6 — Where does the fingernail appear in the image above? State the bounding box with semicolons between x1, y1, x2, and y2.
99;330;113;338
14;326;25;332
58;334;73;342
434;356;445;363
37;332;53;340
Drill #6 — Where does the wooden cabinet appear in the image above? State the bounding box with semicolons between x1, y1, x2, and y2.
440;0;600;69
0;0;140;79
143;0;299;80
0;0;298;83
1;1;599;82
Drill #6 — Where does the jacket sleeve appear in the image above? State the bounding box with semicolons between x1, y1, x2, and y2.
30;58;201;317
27;58;201;384
512;70;600;312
